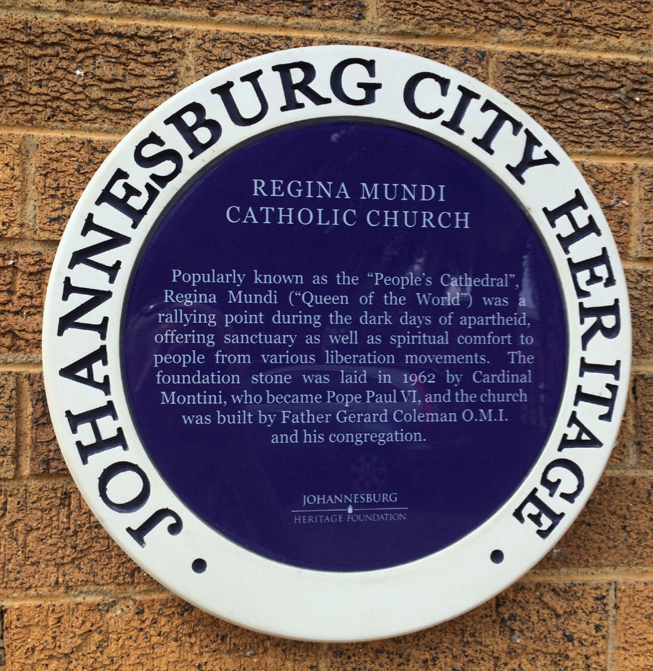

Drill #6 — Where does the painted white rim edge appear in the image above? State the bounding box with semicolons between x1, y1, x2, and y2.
42;45;631;642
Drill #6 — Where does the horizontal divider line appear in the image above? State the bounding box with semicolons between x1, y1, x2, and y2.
0;6;652;64
0;586;174;606
0;362;43;371
0;124;126;141
521;570;653;582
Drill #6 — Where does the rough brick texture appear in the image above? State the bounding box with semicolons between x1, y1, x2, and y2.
25;372;65;475
578;160;633;258
494;52;653;156
378;0;650;48
609;402;630;465
4;597;319;671
616;581;653;670
0;135;22;238
636;163;653;258
194;31;490;82
1;584;608;671
330;582;609;671
0;0;365;21
635;371;653;464
0;615;4;668
0;2;646;670
0;372;16;479
331;601;500;670
193;31;313;79
0;252;53;355
534;476;653;571
34;136;117;240
124;0;365;21
336;39;490;82
0;17;184;131
626;266;653;360
0;481;153;592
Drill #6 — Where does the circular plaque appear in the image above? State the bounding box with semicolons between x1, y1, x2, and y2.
43;46;631;641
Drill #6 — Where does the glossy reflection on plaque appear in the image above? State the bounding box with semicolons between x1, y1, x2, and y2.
122;122;567;572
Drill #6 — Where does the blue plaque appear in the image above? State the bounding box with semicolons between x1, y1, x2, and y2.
122;121;567;572
43;46;630;641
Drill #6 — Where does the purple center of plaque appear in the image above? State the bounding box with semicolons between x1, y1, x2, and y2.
122;121;567;572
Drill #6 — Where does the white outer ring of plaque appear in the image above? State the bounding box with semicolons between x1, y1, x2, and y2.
42;46;631;642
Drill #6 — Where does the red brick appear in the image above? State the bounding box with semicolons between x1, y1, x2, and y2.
120;0;366;21
0;613;4;667
339;40;489;82
4;597;319;671
0;481;154;591
34;136;118;241
378;0;650;48
536;476;653;571
329;600;501;670
26;372;66;475
193;31;489;83
634;371;653;464
0;372;17;478
330;582;609;671
0;135;22;238
0;17;184;130
626;266;653;361
192;31;310;80
616;581;653;670
609;401;631;466
577;160;633;259
495;582;609;670
636;164;653;258
494;52;653;156
0;251;53;355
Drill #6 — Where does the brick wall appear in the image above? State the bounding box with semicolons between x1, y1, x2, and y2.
0;1;650;669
